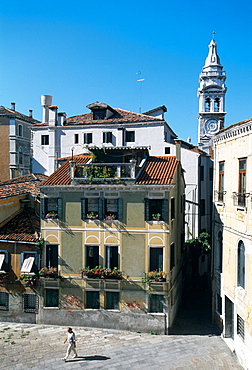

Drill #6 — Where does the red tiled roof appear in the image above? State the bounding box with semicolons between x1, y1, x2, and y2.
136;156;178;185
41;155;90;186
0;173;48;198
42;155;178;186
33;108;164;126
0;208;40;242
218;117;252;134
0;106;40;124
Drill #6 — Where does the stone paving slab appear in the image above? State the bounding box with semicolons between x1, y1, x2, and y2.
0;322;243;369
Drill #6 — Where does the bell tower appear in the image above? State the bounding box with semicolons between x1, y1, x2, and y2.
198;36;227;153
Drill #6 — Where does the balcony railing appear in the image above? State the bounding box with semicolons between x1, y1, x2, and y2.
233;192;249;207
215;191;226;203
70;161;137;184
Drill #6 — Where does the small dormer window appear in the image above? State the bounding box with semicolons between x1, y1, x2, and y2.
93;109;106;120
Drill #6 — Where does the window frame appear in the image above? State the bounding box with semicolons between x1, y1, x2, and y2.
45;289;59;308
0;250;9;272
237;240;245;289
41;197;63;220
105;291;120;310
41;135;49;145
85;245;99;269
23;293;39;313
149;246;163;272
85;291;100;309
145;198;168;222
149;294;164;313
125;131;135;142
0;291;9;311
84;133;93;144
45;244;58;269
18;124;23;137
74;133;79;144
20;251;39;274
103;131;112;144
105;245;119;270
238;158;247;207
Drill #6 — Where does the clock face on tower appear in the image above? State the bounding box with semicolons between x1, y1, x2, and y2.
204;119;219;134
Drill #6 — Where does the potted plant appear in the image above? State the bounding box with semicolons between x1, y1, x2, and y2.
152;213;161;221
17;274;38;287
86;212;99;220
45;211;58;219
104;213;116;221
142;270;166;287
0;271;8;283
79;266;122;279
39;267;58;278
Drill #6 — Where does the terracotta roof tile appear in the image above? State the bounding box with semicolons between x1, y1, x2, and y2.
41;155;90;186
0;173;48;198
0;208;40;242
0;106;40;124
136;156;178;185
42;155;178;186
33;108;164;126
218;117;252;134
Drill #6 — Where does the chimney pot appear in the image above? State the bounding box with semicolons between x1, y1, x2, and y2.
29;109;33;118
11;102;15;111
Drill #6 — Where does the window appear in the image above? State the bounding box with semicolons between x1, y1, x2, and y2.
86;246;99;268
216;293;222;315
200;165;204;181
200;199;206;216
238;158;246;207
0;291;9;310
86;291;100;309
214;98;220;112
218;161;225;201
105;246;119;269
19;147;23;165
165;147;170;154
0;250;9;272
18;124;23;137
74;133;79;144
41;197;63;219
23;293;39;313
237;314;245;340
149;294;164;313
46;245;58;269
105;199;122;220
205;98;211;112
45;289;59;307
237;241;245;289
84;133;93;144
105;292;119;310
103;132;112;143
20;252;39;274
81;198;99;220
209;167;213;182
217;231;223;272
171;198;175;220
150;247;163;271
41;135;49;145
125;131;135;142
145;199;168;222
170;243;175;270
93;109;105;120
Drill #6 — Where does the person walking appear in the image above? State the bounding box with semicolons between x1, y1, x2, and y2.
61;327;78;361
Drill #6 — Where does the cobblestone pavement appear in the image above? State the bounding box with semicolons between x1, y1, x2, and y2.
0;322;242;369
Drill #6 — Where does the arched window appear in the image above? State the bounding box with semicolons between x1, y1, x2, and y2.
205;98;211;112
19;147;23;165
237;240;245;289
214;98;220;112
217;231;223;272
18;124;23;137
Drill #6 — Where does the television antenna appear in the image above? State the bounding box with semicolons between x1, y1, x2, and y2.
136;71;145;113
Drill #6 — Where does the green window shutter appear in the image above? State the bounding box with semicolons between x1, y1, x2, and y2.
34;252;40;273
81;198;86;220
41;198;45;219
57;198;63;219
144;198;150;221
162;199;169;222
117;198;123;221
98;198;104;220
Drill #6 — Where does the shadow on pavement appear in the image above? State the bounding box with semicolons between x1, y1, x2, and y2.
169;288;220;336
66;355;110;362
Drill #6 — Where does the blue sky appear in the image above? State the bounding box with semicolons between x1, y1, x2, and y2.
1;0;252;144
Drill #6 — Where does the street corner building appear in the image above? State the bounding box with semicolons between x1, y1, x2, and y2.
35;147;185;334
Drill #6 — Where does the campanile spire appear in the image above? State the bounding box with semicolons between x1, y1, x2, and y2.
197;36;227;153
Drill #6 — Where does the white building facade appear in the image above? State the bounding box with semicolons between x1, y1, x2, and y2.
212;118;252;369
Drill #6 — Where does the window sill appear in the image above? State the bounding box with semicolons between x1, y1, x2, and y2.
43;307;59;309
147;312;165;316
148;220;164;224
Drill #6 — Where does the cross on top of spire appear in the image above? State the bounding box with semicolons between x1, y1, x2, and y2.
211;31;216;40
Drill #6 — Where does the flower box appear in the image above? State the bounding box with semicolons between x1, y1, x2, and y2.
45;212;58;219
79;267;122;280
39;267;58;279
86;212;99;220
17;274;38;287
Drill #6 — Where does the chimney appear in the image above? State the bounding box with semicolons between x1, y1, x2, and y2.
58;112;66;126
174;139;181;162
41;95;52;122
48;106;58;126
29;110;33;118
11;102;15;111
